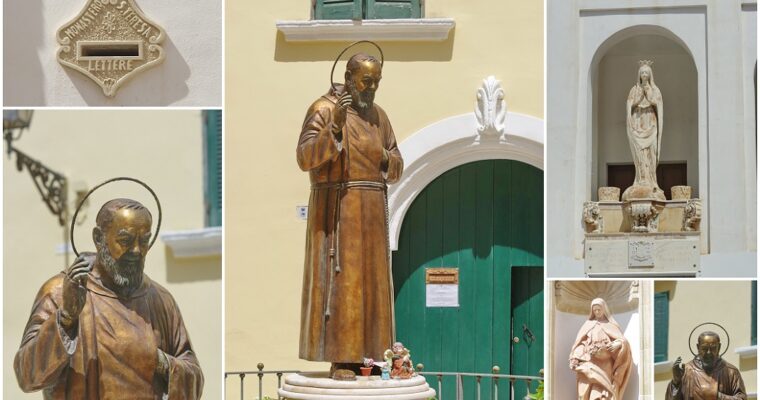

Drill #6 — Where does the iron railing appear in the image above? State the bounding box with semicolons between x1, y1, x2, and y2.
224;363;543;400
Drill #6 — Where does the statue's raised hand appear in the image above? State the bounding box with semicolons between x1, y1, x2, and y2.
61;252;95;330
331;92;353;138
672;356;684;386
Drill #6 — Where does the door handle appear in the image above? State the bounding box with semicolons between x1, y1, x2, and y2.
522;324;536;345
512;337;520;343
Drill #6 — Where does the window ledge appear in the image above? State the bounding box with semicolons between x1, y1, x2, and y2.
735;345;757;358
276;18;455;42
654;360;672;374
160;227;222;258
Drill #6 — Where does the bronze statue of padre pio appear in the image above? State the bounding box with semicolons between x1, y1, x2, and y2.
296;41;403;378
666;324;746;400
14;178;203;399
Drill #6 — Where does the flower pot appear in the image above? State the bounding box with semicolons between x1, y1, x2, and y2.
360;367;372;376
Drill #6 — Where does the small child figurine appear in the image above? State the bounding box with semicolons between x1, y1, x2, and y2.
381;364;390;380
383;342;415;379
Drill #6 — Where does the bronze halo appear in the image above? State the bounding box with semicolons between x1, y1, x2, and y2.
330;40;385;92
688;322;730;357
70;177;162;257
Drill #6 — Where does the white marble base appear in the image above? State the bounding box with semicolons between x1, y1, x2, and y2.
585;233;700;277
278;373;436;400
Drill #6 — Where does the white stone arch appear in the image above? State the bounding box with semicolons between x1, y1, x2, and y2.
387;111;544;250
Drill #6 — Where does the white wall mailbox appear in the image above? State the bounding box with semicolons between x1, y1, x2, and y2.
57;0;165;97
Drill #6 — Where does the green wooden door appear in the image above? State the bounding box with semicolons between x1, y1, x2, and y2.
511;267;544;398
393;159;543;399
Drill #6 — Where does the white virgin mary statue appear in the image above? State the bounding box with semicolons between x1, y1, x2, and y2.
622;60;666;201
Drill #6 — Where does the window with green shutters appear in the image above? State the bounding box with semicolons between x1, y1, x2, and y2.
203;110;222;227
752;281;757;346
654;291;669;362
314;0;421;20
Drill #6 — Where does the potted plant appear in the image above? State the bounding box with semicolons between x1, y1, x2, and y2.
360;358;374;376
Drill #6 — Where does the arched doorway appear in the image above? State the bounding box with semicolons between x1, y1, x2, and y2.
590;27;699;200
393;159;543;399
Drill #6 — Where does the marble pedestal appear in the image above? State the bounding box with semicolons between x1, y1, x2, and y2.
278;373;436;400
582;198;702;277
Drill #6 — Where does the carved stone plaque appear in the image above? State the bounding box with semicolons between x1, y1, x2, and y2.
585;233;700;277
628;237;655;267
57;0;165;97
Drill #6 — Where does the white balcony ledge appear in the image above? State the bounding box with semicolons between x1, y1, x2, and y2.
276;18;455;42
161;227;222;258
735;345;757;359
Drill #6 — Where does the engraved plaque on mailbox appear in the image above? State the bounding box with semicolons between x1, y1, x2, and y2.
57;0;165;97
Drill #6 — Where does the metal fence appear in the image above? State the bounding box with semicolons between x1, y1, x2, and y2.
224;364;543;400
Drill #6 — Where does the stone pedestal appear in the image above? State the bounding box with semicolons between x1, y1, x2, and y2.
278;373;436;400
582;197;702;277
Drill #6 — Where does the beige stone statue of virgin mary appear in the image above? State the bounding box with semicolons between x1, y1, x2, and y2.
622;60;665;201
569;298;633;400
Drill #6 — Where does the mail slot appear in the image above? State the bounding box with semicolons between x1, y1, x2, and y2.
57;0;165;97
78;42;141;59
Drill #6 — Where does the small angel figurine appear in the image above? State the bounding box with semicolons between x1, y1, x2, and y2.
384;342;415;379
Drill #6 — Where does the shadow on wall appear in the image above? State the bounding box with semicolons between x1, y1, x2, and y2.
272;29;456;63
70;35;191;106
165;250;221;283
3;0;45;105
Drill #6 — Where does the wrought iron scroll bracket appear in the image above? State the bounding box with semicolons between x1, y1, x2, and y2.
5;135;68;226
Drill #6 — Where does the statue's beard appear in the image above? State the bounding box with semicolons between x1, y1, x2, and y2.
698;354;717;371
347;81;374;111
98;246;144;294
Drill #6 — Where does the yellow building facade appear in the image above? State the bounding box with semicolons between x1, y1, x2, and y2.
3;110;222;399
225;0;543;398
653;281;757;398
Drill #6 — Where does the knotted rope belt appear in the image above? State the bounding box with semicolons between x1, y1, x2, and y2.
311;180;388;318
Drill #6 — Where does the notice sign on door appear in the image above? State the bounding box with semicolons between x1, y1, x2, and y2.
425;268;459;307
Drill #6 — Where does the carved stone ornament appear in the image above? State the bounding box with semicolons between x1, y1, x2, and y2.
682;199;702;232
582;201;603;233
625;200;664;233
475;76;507;137
57;0;166;97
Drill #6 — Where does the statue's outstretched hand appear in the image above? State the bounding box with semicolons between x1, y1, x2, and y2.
332;92;352;138
672;356;684;387
61;252;95;330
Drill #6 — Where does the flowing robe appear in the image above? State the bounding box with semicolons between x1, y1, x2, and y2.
570;320;632;400
15;272;203;399
297;86;403;363
624;79;665;200
666;359;746;400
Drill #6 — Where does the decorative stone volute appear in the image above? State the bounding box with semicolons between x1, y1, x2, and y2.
683;199;702;232
625;199;665;233
475;76;507;138
583;201;603;234
57;0;166;97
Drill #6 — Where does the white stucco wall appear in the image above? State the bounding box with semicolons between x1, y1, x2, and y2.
3;0;222;106
547;0;757;277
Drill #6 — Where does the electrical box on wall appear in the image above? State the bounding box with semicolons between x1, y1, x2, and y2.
56;0;166;97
